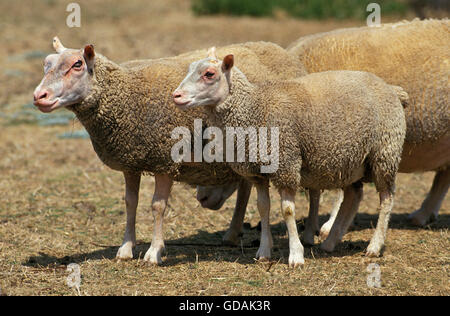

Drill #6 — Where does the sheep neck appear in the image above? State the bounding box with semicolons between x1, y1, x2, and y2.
208;68;261;128
68;55;137;137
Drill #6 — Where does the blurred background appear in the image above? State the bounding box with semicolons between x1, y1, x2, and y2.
0;0;448;117
1;0;448;115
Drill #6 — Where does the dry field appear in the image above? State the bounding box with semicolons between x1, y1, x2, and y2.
0;0;448;296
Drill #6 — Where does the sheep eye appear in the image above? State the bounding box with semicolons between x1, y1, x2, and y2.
72;60;83;68
205;71;215;78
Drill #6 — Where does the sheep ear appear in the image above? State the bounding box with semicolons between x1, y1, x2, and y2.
83;44;95;74
207;47;217;59
222;54;234;72
53;36;66;53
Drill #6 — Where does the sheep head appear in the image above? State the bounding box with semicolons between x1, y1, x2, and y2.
196;182;239;210
173;48;234;110
33;37;95;112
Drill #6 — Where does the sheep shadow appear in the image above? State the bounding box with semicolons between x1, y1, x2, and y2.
347;212;450;232
23;212;449;268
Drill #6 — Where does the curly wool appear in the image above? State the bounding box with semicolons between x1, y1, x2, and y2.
207;69;407;192
287;18;449;149
67;42;304;185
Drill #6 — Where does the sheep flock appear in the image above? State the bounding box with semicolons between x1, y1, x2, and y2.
32;19;449;269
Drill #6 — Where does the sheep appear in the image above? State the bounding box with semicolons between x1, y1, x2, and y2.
32;37;306;265
198;18;449;246
173;49;407;266
287;18;450;237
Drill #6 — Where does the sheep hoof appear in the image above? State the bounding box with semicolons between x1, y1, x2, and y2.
116;243;134;260
302;231;316;247
366;250;381;258
288;251;304;268
143;245;165;265
319;228;330;241
255;257;270;263
222;232;240;247
408;208;437;227
320;240;335;253
255;247;271;261
366;244;382;258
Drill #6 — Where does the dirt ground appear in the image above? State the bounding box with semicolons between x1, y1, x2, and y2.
0;0;448;296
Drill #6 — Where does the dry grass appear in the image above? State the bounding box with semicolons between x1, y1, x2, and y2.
0;0;448;296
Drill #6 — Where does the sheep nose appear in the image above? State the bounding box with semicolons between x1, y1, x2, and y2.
173;90;184;100
34;90;49;101
173;90;189;106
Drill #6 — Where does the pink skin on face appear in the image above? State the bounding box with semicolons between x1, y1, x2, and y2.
34;55;83;111
173;67;219;108
33;38;95;113
172;53;234;110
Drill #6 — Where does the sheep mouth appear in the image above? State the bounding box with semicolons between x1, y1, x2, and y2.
34;99;59;113
174;99;192;107
175;101;196;111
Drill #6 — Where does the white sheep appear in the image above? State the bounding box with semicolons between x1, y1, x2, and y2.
33;37;304;265
173;49;407;265
198;18;449;247
288;18;450;234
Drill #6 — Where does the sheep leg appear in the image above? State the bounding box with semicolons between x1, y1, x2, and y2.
280;188;304;268
408;168;449;226
223;179;252;246
320;182;363;253
303;189;321;246
319;189;344;240
366;190;394;257
255;181;273;261
144;174;173;265
116;172;141;260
